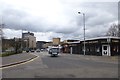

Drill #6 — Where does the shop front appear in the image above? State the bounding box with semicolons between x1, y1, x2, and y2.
71;37;120;56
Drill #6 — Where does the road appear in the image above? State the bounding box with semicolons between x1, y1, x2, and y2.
2;51;118;78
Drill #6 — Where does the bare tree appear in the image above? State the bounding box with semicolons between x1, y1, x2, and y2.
106;23;119;37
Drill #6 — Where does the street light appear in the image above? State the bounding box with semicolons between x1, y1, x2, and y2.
78;12;86;55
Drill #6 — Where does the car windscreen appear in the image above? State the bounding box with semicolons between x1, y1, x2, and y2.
51;48;59;53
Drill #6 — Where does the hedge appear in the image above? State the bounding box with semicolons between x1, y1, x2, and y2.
0;51;22;57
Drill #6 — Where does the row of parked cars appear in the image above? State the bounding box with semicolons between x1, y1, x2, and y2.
26;49;44;53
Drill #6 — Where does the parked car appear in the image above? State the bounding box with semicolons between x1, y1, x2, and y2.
31;50;35;52
26;50;29;53
25;49;29;53
36;49;40;52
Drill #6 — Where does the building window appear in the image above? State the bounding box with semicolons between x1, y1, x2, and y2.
82;47;84;51
90;47;94;52
113;46;118;52
86;48;89;52
117;46;119;52
96;47;100;52
103;46;107;50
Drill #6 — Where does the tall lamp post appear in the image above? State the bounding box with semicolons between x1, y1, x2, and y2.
78;12;86;55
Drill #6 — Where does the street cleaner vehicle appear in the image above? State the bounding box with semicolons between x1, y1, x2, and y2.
48;47;60;57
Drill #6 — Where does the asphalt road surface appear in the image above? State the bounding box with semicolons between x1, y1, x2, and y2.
2;51;118;78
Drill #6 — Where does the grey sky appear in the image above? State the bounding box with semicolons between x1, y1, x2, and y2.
0;0;118;41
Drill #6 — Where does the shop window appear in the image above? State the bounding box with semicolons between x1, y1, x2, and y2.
113;46;118;52
96;47;100;52
113;48;116;51
86;48;89;52
90;47;94;52
82;47;84;51
117;46;119;52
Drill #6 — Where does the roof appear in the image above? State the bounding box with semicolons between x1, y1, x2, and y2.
81;36;120;41
66;36;120;44
67;41;80;44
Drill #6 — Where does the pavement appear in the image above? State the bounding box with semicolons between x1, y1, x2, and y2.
61;53;118;64
0;52;37;68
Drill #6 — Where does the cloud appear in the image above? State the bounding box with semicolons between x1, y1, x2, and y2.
3;29;22;38
0;0;118;41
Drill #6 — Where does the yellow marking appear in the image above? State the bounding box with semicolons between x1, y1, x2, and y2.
0;53;39;69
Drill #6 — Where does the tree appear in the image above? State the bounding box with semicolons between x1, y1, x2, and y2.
118;24;120;37
14;38;22;53
106;23;119;37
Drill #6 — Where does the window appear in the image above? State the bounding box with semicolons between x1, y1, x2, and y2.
51;48;59;53
113;46;118;52
86;48;89;52
103;46;107;50
90;47;94;52
96;47;100;52
82;47;84;51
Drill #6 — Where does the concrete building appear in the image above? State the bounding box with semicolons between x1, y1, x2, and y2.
53;38;60;46
42;42;53;48
36;41;47;49
22;32;36;50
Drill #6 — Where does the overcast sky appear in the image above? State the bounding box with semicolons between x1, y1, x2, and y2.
0;0;119;41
